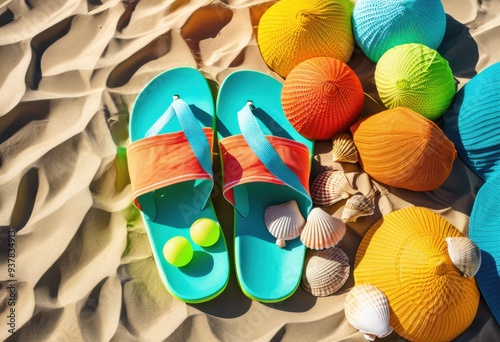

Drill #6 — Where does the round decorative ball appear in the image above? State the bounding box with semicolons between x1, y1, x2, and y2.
282;57;364;140
257;0;354;77
163;236;193;267
443;61;500;180
375;44;456;120
352;0;446;62
350;107;457;191
190;218;220;247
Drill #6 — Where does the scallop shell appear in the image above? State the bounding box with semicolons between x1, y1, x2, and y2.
352;0;446;62
444;61;500;180
351;107;457;191
265;200;306;248
345;284;393;341
332;133;358;163
446;237;482;278
311;170;358;207
281;57;364;140
301;247;350;297
300;208;346;250
375;44;455;120
341;193;375;223
258;0;354;77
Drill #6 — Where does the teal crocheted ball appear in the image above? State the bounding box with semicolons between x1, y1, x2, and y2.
352;0;446;62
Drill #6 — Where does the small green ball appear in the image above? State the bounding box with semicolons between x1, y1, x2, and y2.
163;236;193;267
190;218;220;247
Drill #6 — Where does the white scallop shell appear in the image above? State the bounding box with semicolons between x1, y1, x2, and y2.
332;133;359;163
342;193;375;223
300;208;346;250
301;247;350;296
311;170;358;207
345;284;394;341
446;237;482;277
265;200;306;248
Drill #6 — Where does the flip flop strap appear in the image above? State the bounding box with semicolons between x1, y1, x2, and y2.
146;98;213;178
238;102;311;204
127;98;213;220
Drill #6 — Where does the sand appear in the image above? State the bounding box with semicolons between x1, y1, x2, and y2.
0;0;499;341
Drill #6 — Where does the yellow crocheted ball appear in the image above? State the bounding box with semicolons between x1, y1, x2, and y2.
257;0;354;77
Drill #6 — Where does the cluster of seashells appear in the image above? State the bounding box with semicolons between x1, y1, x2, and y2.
311;133;378;223
264;200;350;296
346;234;482;340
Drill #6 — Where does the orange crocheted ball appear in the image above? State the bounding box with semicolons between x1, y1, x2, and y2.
350;107;457;191
281;57;364;140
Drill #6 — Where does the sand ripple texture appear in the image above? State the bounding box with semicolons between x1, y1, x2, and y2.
0;0;499;341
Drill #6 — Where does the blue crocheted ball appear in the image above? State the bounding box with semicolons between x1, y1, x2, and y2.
352;0;447;62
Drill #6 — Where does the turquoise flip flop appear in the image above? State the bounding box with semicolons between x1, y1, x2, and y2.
216;70;314;302
127;67;229;303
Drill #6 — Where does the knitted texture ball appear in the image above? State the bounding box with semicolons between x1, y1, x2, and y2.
375;44;456;120
469;172;500;325
443;61;500;180
282;57;364;140
354;207;480;342
350;107;457;191
258;0;354;77
352;0;446;62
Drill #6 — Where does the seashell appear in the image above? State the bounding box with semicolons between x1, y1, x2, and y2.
354;207;480;341
301;247;350;297
311;170;357;207
375;44;455;120
265;200;306;248
345;284;393;341
446;237;481;278
258;0;355;77
281;57;364;140
444;61;500;180
469;173;500;324
351;107;457;191
332;133;358;163
300;208;346;250
341;193;375;223
352;0;446;62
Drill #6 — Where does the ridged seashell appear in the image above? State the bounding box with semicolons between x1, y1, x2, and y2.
352;0;446;62
258;0;355;77
265;200;306;248
332;133;358;163
301;247;350;297
311;170;357;207
351;107;457;191
375;44;455;120
281;57;364;140
470;173;500;324
300;208;346;250
444;61;500;180
354;207;480;341
446;237;481;278
341;193;375;223
345;284;393;341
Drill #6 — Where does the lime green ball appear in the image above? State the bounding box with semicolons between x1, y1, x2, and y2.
163;236;193;267
190;218;220;247
375;43;456;120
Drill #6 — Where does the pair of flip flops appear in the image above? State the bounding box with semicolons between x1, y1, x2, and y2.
127;67;313;303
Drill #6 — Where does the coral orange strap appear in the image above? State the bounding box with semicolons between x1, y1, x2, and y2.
127;128;214;220
219;134;311;216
